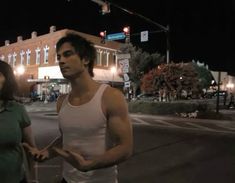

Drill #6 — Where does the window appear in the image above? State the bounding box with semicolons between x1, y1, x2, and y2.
1;55;5;61
43;45;50;64
113;53;118;67
8;54;12;65
96;49;102;66
26;49;31;65
35;47;41;65
20;50;25;65
102;51;109;67
106;52;110;67
12;52;17;67
54;45;58;63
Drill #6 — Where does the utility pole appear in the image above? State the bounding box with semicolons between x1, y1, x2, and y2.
91;0;170;64
216;71;221;113
166;25;170;64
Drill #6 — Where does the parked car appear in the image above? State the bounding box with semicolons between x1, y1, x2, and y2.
213;90;228;97
136;93;158;102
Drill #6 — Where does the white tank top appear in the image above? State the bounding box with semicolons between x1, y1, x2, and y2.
58;84;118;183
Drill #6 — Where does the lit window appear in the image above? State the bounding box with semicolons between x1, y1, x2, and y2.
96;49;102;66
54;45;58;63
26;49;31;65
8;54;12;65
20;50;25;65
13;52;17;67
43;45;50;64
35;47;41;65
1;55;5;61
102;51;108;67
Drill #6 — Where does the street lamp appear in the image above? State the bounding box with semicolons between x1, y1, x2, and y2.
16;65;25;76
110;66;117;87
226;83;234;92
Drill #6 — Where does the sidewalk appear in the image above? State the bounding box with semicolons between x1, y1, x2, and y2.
24;101;57;112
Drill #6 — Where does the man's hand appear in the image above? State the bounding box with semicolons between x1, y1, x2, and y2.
53;147;93;172
22;143;40;157
22;143;50;162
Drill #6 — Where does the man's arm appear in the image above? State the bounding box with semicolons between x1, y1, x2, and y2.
53;87;133;171
89;87;133;168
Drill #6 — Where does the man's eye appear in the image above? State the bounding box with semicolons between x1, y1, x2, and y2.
64;51;74;57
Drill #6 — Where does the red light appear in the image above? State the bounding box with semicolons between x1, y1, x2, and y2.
100;31;105;37
123;27;129;33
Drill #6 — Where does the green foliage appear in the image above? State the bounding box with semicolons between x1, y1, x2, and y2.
119;44;164;83
192;62;213;89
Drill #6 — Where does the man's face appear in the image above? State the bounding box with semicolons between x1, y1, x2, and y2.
0;72;5;92
57;42;88;80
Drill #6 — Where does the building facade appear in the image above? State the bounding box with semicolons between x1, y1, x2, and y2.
0;26;124;99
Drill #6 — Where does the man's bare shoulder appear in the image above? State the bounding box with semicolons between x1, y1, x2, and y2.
104;86;125;100
103;86;127;108
57;94;68;112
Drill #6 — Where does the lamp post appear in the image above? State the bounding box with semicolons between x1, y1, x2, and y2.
110;66;117;87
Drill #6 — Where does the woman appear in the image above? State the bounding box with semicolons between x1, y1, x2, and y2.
0;60;38;183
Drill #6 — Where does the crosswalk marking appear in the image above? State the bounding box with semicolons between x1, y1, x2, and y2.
215;124;235;131
132;118;150;125
131;116;235;135
184;122;216;131
154;119;181;128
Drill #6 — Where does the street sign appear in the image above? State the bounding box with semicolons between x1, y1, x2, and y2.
106;32;126;41
141;31;148;42
124;81;131;88
119;59;129;66
116;53;131;59
119;59;129;73
123;73;130;82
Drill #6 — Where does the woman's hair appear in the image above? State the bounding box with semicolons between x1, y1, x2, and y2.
0;60;18;102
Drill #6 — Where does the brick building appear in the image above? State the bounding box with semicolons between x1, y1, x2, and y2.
0;26;124;99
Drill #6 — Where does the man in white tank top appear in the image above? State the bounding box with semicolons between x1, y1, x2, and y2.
25;31;133;183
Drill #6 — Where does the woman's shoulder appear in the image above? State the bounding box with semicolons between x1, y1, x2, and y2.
6;100;25;110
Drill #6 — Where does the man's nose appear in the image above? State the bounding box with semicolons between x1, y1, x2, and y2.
58;57;66;65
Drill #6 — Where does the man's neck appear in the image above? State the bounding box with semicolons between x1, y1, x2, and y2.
70;74;97;97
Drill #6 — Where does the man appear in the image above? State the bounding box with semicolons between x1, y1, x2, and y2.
25;32;133;183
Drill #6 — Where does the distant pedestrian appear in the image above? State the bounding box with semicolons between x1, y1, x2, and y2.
223;91;228;106
228;93;235;109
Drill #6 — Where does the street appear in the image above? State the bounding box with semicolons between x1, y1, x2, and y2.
28;107;235;183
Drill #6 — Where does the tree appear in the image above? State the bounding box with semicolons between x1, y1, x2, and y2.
119;44;164;97
141;62;203;99
192;62;213;90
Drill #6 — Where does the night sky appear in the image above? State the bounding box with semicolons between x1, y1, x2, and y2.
1;0;234;75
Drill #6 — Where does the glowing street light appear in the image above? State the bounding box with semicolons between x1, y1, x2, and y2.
226;83;234;91
15;65;25;75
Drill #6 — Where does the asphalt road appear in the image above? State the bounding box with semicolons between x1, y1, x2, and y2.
29;111;235;183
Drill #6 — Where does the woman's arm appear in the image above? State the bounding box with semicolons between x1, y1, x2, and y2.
22;125;38;182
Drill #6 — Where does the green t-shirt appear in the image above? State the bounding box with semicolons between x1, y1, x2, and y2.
0;101;31;183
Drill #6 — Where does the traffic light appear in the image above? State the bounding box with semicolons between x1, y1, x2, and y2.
100;30;106;44
123;26;130;43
